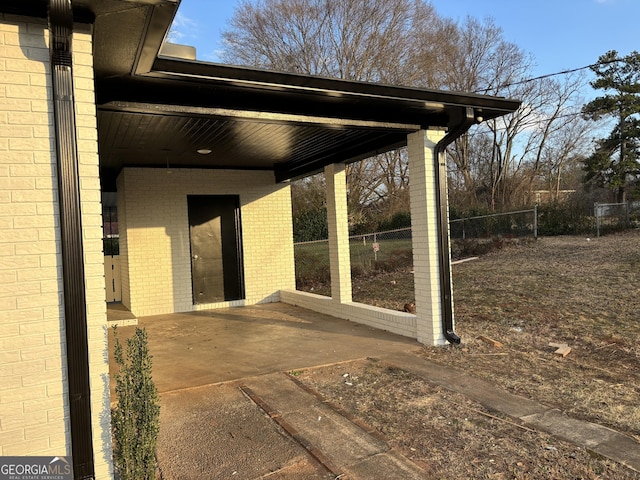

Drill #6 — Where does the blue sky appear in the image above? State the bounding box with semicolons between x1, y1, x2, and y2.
170;0;638;82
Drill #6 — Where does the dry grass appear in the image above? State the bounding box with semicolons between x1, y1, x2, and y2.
296;229;640;475
333;230;640;442
296;360;640;479
421;230;640;443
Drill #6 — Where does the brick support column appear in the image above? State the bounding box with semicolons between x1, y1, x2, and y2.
408;129;449;345
325;163;352;304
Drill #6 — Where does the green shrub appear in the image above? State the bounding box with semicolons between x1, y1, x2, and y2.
376;211;411;231
293;208;328;242
537;202;593;236
111;327;160;480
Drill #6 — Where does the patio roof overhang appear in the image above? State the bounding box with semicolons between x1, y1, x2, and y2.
2;0;521;190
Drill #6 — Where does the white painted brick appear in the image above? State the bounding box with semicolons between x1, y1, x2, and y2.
0;384;47;405
3;438;50;456
9;137;53;151
0;411;47;432
408;130;448;346
0;228;38;242
0;17;110;473
22;396;64;414
119;168;295;316
5;84;49;99
0;429;25;447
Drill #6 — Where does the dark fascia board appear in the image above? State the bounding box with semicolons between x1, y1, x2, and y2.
106;0;522;125
132;1;180;75
0;0;48;18
4;0;519;126
0;0;176;24
95;75;452;129
150;57;522;123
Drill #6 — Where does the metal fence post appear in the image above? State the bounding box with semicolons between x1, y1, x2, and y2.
373;232;378;261
626;201;630;228
533;204;538;239
595;202;600;237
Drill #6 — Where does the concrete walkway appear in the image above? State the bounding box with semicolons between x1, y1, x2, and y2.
383;351;640;475
110;303;640;479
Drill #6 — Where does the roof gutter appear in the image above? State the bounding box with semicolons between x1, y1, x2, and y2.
49;0;95;478
434;107;478;345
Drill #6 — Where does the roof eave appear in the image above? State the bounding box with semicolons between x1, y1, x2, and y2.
149;56;521;122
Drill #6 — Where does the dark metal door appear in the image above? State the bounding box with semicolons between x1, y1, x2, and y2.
188;195;244;304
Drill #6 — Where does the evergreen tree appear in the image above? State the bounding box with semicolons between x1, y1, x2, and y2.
582;50;640;202
112;327;160;480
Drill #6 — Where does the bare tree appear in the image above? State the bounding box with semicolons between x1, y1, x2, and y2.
538;117;593;200
223;0;447;229
437;16;531;207
291;173;326;217
472;71;591;210
223;0;441;85
222;0;591;219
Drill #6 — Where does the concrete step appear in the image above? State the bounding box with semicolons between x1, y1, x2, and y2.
242;372;426;479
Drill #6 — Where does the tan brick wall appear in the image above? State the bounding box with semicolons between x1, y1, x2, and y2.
0;15;112;478
118;168;295;317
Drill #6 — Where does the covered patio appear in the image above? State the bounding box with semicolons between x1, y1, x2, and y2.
0;0;518;475
90;0;520;347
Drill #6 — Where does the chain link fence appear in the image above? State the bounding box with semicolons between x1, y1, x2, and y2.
450;208;537;239
293;227;414;293
294;208;540;292
594;201;640;237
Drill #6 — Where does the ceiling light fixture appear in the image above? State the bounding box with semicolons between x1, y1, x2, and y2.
197;148;212;155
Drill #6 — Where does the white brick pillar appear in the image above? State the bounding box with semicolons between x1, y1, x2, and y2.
325;163;352;304
408;129;449;345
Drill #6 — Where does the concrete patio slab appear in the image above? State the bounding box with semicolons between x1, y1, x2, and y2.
109;303;421;394
109;303;640;478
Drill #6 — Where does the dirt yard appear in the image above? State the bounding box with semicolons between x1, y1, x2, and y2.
296;229;640;478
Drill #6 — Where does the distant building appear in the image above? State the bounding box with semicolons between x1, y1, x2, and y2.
534;190;577;204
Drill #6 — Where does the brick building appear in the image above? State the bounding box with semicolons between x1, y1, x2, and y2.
0;0;519;477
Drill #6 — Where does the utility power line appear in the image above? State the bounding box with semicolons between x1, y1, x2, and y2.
474;57;623;94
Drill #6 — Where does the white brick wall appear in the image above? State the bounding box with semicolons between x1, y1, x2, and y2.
286;133;452;344
325;163;352;303
280;162;418;340
0;15;112;478
281;289;418;337
408;129;448;346
117;168;295;317
73;25;113;480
